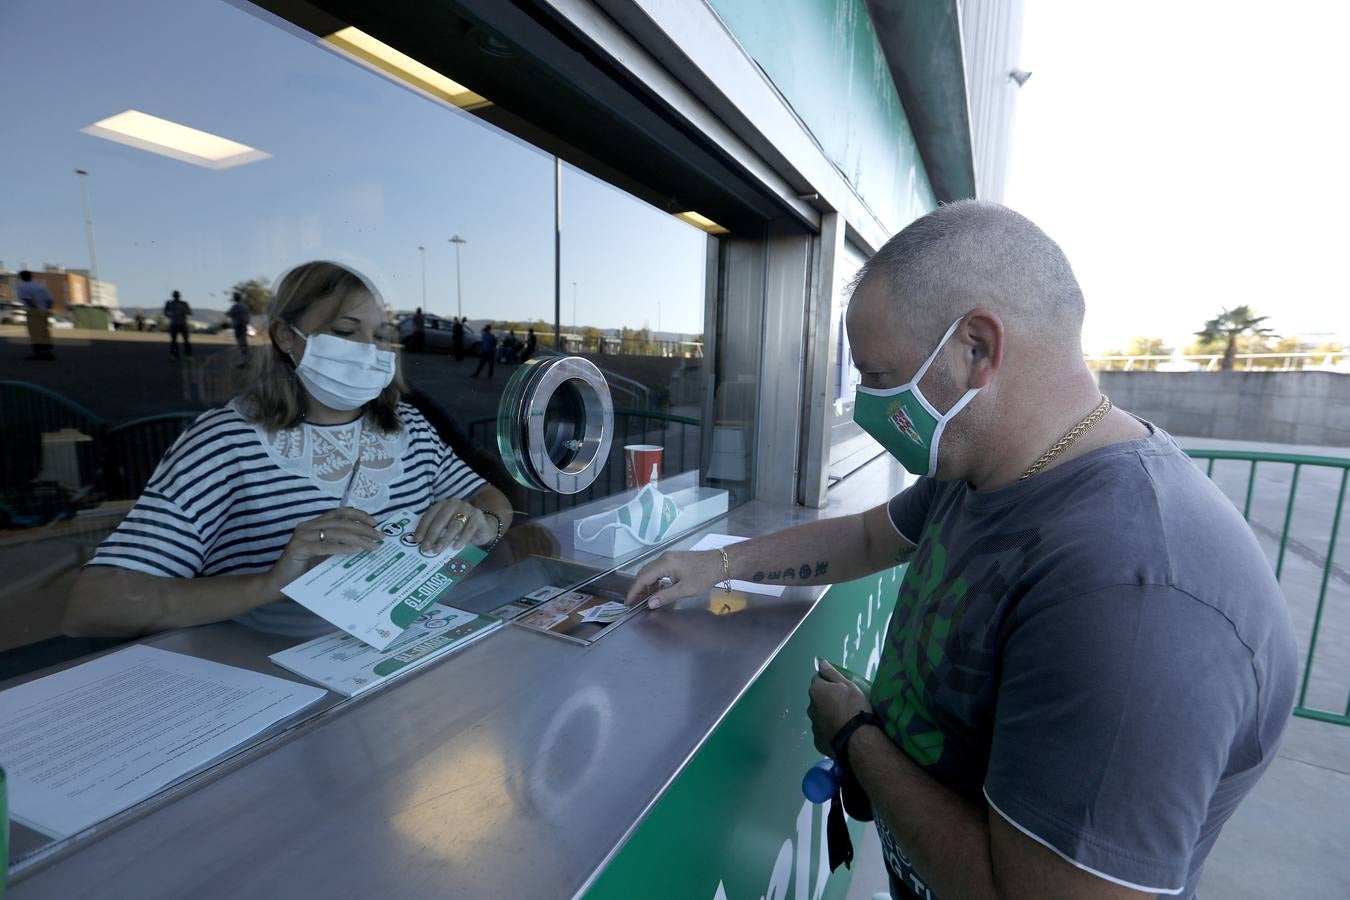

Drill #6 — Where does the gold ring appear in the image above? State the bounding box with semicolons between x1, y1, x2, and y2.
452;513;469;525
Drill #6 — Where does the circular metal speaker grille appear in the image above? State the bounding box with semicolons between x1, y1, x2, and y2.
496;356;614;494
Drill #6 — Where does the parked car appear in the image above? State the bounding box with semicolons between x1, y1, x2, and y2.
1;302;28;325
395;312;481;355
49;315;75;330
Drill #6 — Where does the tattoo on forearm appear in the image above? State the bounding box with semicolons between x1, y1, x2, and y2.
757;561;829;583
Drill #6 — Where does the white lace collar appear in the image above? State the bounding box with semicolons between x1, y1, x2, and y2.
231;399;409;512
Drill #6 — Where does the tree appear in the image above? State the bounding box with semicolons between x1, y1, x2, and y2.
1126;336;1171;357
1195;306;1274;371
231;278;273;315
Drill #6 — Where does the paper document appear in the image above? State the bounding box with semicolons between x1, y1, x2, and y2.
281;509;486;650
578;601;630;624
517;590;593;631
688;534;787;597
270;604;502;697
0;644;324;839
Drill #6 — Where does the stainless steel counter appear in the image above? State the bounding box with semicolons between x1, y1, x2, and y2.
8;455;904;899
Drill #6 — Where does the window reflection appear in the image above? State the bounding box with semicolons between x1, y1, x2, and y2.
0;0;768;870
0;0;751;686
828;241;883;481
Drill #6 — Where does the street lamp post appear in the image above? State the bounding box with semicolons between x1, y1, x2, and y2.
417;246;426;309
74;169;100;303
449;235;466;319
572;281;577;331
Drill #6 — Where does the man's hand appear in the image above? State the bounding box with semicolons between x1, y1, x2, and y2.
625;550;723;608
808;660;873;757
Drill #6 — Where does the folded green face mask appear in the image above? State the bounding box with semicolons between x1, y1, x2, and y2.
575;482;679;546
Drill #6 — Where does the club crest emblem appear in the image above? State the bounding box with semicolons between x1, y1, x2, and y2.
887;401;925;447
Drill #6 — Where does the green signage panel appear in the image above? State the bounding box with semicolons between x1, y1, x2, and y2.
585;567;902;900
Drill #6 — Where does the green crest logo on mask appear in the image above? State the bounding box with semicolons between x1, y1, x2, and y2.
887;400;925;447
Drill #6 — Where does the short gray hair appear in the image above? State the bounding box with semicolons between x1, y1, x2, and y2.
853;200;1085;349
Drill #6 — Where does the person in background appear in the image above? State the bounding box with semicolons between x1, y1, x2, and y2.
227;290;252;365
628;201;1296;900
135;312;146;332
522;326;538;363
451;316;465;362
64;260;512;639
17;270;55;360
473;323;496;378
411;306;426;352
164;290;193;359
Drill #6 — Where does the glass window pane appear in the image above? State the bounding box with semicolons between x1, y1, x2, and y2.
1;6;761;856
827;241;883;481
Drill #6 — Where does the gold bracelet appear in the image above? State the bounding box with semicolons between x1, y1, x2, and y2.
717;547;732;592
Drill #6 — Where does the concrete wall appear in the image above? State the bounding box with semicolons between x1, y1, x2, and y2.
1100;371;1350;447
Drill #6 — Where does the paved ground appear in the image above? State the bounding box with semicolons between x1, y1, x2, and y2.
846;435;1350;900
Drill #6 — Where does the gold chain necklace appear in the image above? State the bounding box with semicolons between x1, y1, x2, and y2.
1019;394;1113;481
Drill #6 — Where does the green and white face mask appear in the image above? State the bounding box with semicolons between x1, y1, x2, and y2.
575;482;680;545
852;316;980;478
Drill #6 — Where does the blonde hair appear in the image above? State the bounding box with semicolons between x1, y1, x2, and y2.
238;260;405;433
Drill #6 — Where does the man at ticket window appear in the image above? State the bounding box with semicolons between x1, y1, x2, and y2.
65;260;512;638
629;202;1296;900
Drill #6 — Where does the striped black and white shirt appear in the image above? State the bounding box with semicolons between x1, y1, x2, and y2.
89;399;486;636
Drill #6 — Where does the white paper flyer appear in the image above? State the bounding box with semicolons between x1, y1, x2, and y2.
270;604;501;697
280;509;486;650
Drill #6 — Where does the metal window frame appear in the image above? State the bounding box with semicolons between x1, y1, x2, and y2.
531;1;909;505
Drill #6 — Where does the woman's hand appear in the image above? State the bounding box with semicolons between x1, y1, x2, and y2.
624;550;724;609
413;498;496;553
269;507;384;590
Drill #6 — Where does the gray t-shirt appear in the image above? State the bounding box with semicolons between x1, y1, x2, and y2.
870;425;1296;899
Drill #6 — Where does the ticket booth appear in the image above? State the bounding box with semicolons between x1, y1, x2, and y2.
0;0;978;895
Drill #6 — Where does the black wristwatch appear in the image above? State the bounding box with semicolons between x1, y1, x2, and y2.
830;711;883;767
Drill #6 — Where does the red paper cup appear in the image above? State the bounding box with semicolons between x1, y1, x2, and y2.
624;444;664;488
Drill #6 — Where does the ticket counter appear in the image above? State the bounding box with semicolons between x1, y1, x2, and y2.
3;455;904;899
1;0;945;894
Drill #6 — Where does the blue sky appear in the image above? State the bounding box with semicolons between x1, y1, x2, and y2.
1;0;706;334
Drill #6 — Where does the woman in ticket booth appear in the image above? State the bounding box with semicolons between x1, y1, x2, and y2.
64;260;513;638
